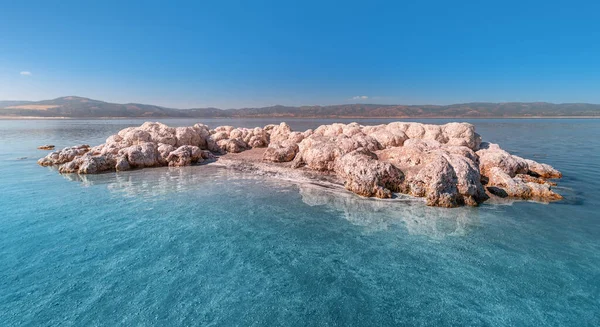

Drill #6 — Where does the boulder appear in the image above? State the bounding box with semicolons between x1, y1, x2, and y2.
119;142;159;168
217;138;247;153
139;122;177;146
268;122;293;144
378;140;488;207
334;148;406;198
77;154;116;174
115;155;131;171
409;155;462;207
263;144;299;162
166;145;204;167
476;142;528;177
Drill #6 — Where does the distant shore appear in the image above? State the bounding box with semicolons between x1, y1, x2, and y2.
2;115;600;120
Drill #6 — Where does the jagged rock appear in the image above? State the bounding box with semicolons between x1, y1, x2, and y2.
378;140;488;207
175;126;202;147
409;155;462;207
263;144;299;162
268;122;293;144
210;131;230;142
119;142;159;168
37;144;90;166
476;142;562;201
443;122;482;150
292;133;380;171
485;167;562;201
121;129;151;145
157;143;176;165
77;154;116;174
139;122;177;146
515;173;557;186
217;138;247;153
214;125;234;133
115;156;131;171
365;125;407;148
522;158;562;179
166;145;204;167
476;142;528;177
192;124;211;149
334;148;406;198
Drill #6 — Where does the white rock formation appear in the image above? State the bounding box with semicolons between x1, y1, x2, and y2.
38;121;563;207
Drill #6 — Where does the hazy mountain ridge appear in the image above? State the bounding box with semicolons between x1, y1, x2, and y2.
1;96;600;118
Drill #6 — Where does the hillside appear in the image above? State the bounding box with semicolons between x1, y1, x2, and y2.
1;96;600;118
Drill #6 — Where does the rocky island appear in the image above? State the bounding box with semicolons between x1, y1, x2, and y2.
38;121;563;207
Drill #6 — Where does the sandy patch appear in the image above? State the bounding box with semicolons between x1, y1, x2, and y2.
4;105;60;110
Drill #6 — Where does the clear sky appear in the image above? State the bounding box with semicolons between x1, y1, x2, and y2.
1;0;599;108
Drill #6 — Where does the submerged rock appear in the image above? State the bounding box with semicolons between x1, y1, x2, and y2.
37;145;55;150
38;121;563;207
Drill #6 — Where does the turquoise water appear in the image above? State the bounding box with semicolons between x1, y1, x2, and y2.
1;118;599;326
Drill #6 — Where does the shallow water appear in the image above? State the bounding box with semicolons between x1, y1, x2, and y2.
1;118;599;326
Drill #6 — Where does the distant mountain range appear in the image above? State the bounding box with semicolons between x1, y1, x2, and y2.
1;96;600;118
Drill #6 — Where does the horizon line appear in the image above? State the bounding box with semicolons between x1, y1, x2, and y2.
2;95;600;110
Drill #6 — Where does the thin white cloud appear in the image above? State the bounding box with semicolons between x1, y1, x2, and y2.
351;95;368;100
20;71;32;76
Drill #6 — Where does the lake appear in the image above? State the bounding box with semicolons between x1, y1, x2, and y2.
1;118;599;326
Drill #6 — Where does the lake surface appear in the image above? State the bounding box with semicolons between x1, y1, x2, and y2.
1;118;599;326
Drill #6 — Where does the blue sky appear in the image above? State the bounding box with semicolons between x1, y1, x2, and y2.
1;0;599;108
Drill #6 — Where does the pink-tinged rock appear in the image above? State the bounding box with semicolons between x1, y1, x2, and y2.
210;131;230;142
378;140;488;207
37;144;90;166
192;123;211;149
214;125;235;133
515;173;557;186
119;142;159;168
334;148;406;198
175;126;202;147
139;122;178;146
442;122;481;150
485;167;562;201
476;142;528;177
217;138;247;153
157;143;176;165
521;158;562;179
292;132;381;171
115;155;131;171
268;122;293;144
166;145;204;167
369;127;408;148
247;135;268;148
77;154;117;174
341;123;363;137
36;120;562;208
409;155;462;207
121;129;152;145
441;150;488;206
263;144;299;162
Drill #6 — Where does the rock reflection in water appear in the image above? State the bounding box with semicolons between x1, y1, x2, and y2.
298;183;481;238
60;164;481;238
59;165;292;198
